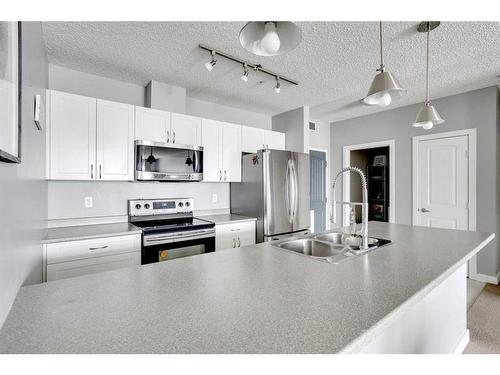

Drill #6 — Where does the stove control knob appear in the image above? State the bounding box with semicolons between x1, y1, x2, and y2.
178;202;184;207
144;203;150;209
185;201;191;207
135;204;142;210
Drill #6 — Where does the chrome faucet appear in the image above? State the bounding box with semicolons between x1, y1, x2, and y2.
331;166;369;251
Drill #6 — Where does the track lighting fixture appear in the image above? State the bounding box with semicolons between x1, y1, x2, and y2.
241;64;249;82
274;76;281;94
364;22;404;106
204;51;217;71
413;22;444;130
198;44;298;93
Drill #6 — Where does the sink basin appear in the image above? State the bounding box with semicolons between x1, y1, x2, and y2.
313;233;390;251
278;239;346;258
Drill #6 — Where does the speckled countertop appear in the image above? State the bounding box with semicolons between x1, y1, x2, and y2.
43;223;142;244
196;214;256;225
0;222;493;353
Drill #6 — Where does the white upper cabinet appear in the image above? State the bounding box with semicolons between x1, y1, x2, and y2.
96;99;135;181
241;126;266;153
134;107;170;143
170;113;202;146
222;122;242;182
48;90;97;180
240;126;285;153
201;120;241;182
201;119;222;182
264;130;285;150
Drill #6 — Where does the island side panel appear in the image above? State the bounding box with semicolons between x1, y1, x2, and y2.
357;263;468;354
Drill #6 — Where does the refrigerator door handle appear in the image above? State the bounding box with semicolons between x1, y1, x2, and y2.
291;159;299;222
285;159;293;224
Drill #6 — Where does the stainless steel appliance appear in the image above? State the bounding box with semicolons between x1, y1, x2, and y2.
128;198;215;264
135;140;203;182
230;150;310;243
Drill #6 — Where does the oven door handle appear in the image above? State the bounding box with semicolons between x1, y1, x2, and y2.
143;229;215;246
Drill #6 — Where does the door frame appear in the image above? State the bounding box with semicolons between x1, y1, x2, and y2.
309;147;330;231
412;128;478;279
342;140;396;225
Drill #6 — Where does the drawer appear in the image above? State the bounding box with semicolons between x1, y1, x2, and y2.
46;234;141;264
220;221;255;234
46;251;141;282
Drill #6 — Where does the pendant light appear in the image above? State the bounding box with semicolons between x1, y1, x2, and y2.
363;22;404;106
413;22;444;130
239;22;302;56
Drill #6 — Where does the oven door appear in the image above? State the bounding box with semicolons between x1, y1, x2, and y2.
141;228;215;265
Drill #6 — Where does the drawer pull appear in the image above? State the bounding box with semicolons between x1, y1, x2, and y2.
229;228;240;232
237;237;241;247
89;245;109;251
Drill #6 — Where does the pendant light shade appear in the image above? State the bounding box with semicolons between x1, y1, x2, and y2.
363;22;404;106
239;22;302;56
413;21;444;129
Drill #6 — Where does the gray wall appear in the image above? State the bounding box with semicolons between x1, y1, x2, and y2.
46;64;272;221
0;22;48;327
330;86;499;278
272;106;310;153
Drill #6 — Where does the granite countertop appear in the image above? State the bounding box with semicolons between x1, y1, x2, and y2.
196;214;257;225
43;223;142;244
0;222;493;353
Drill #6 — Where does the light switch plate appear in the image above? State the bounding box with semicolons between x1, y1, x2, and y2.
84;196;93;208
212;194;218;203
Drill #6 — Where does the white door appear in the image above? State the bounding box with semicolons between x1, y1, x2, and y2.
221;122;242;182
265;130;286;150
241;126;265;153
415;135;469;230
134;106;170;142
96;99;135;181
48;90;97;180
170;113;202;146
201;119;222;182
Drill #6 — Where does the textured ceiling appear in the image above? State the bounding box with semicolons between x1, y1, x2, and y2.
41;21;500;122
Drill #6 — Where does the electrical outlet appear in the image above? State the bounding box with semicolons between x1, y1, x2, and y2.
84;196;93;208
212;194;218;203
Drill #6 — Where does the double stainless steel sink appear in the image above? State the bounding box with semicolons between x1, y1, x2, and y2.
273;231;391;264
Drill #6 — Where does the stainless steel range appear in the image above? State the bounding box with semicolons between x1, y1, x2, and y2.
128;198;215;265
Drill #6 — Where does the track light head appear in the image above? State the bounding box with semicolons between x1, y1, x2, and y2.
274;76;281;94
205;51;217;71
241;64;249;82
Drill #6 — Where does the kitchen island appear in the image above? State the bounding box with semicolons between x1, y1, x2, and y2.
0;222;494;353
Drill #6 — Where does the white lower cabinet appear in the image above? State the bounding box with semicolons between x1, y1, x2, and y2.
44;234;141;282
215;221;256;251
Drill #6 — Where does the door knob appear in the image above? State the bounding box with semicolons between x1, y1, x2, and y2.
418;208;431;213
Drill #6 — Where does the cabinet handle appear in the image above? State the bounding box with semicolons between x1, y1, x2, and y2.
232;238;236;248
229;228;240;232
237;237;241;247
167;130;170;143
91;164;94;179
266;144;269;149
89;245;108;251
173;131;176;143
224;170;227;181
99;165;102;179
219;170;222;181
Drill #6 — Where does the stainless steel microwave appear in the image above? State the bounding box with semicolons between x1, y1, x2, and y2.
135;140;203;182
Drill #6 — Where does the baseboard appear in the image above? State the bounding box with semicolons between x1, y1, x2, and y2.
453;329;470;354
469;270;500;285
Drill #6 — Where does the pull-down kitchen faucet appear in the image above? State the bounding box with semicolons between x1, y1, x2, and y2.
331;166;369;251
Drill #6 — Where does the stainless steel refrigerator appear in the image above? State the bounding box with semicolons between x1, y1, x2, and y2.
230;149;310;243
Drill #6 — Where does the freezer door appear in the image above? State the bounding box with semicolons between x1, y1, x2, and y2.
263;150;294;236
291;152;311;232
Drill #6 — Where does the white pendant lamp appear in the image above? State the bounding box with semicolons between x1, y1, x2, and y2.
364;22;405;106
239;22;302;56
413;22;444;129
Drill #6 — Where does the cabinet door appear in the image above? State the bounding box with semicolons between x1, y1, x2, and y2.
134;106;170;142
221;122;242;182
96;99;135;181
48;90;97;180
215;221;256;250
235;221;256;247
265;130;285;150
171;113;202;146
241;126;266;153
201;119;222;182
